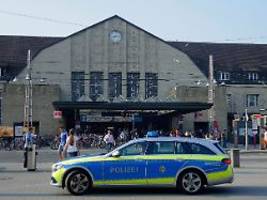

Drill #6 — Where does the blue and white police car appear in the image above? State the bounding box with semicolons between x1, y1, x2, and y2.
51;137;233;195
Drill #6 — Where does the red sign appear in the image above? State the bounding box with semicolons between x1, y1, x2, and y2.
53;111;62;119
254;114;263;119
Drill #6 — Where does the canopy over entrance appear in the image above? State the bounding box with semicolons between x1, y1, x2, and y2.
53;101;212;114
53;101;212;135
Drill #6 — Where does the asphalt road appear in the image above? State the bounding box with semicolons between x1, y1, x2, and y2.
0;150;267;200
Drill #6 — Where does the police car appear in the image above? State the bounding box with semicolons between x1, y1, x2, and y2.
51;137;233;195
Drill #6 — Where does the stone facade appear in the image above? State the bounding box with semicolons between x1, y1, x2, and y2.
17;16;207;102
175;86;227;134
225;84;267;115
1;84;60;135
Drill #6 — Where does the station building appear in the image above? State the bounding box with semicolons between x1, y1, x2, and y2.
1;15;267;138
5;15;210;135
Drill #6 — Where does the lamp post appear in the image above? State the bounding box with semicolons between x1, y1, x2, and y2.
24;49;32;129
208;55;215;137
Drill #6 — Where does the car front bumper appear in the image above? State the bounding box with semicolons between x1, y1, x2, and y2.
50;168;66;187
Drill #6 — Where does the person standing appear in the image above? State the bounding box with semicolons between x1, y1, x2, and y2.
104;130;115;152
264;129;267;149
119;129;126;144
58;126;67;161
175;129;181;137
63;129;79;158
23;127;35;168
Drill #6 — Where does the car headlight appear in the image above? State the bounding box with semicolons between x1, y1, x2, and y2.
52;164;63;172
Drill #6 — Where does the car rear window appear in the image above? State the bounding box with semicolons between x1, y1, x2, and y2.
214;142;226;154
187;143;216;155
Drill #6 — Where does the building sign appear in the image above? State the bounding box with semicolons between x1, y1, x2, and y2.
80;110;132;122
53;111;62;119
14;125;23;137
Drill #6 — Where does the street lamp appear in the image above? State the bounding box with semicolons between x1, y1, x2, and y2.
24;49;33;129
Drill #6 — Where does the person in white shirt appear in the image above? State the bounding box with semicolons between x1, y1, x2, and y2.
119;130;126;143
264;129;267;149
63;129;79;158
104;130;115;152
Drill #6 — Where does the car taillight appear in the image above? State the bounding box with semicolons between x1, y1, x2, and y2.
222;158;231;165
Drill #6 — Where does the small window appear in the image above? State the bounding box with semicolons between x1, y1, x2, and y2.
219;72;230;81
248;72;258;81
146;141;175;154
120;142;147;156
188;143;216;155
246;94;259;107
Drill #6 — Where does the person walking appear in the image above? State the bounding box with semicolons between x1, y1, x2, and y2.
104;129;115;152
264;129;267;149
23;127;35;168
58;126;68;161
63;129;79;158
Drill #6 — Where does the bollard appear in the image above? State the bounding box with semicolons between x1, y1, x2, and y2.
27;144;37;171
230;148;240;168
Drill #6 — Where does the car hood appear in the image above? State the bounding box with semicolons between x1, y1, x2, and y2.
59;153;107;165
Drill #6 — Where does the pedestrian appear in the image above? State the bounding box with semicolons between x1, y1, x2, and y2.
175;129;181;137
221;129;227;148
23;127;35;168
169;129;175;137
264;129;267;149
58;126;68;161
184;131;191;137
63;129;79;158
119;129;126;144
104;129;115;152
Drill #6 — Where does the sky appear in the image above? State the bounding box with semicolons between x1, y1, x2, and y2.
0;0;267;44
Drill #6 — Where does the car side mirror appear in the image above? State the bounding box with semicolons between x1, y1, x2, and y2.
111;151;120;157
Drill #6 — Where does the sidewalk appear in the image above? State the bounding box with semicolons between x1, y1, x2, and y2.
225;143;267;153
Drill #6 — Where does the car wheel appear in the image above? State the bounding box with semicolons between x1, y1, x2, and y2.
66;170;91;195
178;170;204;194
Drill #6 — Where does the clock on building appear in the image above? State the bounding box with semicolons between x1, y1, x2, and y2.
109;30;122;43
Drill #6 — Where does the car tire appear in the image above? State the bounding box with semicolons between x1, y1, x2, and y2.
177;170;204;194
66;170;91;195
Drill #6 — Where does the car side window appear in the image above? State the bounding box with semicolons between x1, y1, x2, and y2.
176;142;191;154
146;141;175;155
188;143;216;155
120;142;147;156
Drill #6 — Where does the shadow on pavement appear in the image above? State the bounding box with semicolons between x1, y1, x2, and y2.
89;186;267;197
0;186;267;197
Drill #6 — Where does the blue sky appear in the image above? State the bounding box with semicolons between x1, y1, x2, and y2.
0;0;267;43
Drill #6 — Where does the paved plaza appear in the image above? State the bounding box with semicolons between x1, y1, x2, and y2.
0;149;267;200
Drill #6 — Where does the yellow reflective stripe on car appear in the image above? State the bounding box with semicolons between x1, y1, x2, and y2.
94;177;174;186
207;166;233;182
146;177;175;185
52;168;66;184
143;154;226;161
